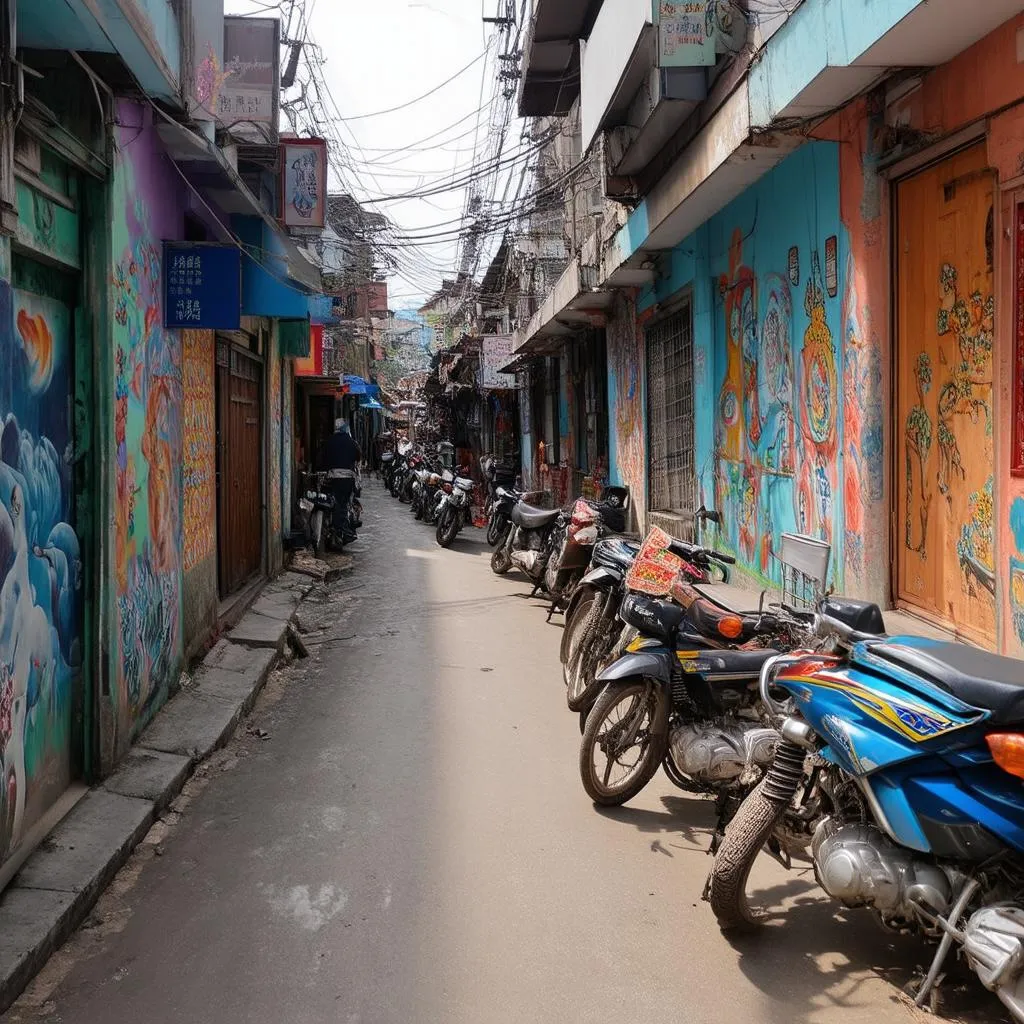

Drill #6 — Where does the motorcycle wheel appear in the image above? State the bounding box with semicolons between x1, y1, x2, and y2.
486;513;505;547
414;495;425;521
707;780;784;932
560;589;598;675
567;606;610;712
310;510;324;558
436;508;460;548
579;681;668;806
490;539;512;574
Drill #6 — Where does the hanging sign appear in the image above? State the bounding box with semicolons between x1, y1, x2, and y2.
163;243;241;329
481;335;516;389
280;137;328;229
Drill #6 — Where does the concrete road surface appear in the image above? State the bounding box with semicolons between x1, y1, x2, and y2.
4;484;1007;1024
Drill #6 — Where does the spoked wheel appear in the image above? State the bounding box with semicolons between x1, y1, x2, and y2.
561;590;598;686
491;538;512;574
579;681;667;806
414;496;425;521
567;606;613;712
486;514;506;547
436;509;461;548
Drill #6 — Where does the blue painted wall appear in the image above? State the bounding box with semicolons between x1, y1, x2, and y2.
636;143;847;589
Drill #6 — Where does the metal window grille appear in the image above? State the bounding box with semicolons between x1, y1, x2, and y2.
646;304;695;514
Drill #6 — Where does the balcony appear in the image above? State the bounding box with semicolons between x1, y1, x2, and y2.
517;0;603;117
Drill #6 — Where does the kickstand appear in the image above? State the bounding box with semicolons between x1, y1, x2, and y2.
765;835;792;871
545;600;560;622
913;878;980;1009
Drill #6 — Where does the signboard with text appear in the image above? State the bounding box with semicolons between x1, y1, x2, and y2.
480;335;517;390
654;0;716;67
163;243;241;329
220;16;280;143
280;137;328;229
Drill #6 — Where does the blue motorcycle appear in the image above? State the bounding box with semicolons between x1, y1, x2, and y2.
706;597;1024;1019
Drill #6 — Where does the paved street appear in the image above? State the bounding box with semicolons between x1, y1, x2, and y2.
3;485;1003;1024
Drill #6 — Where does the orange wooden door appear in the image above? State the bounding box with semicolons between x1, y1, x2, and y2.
896;143;996;644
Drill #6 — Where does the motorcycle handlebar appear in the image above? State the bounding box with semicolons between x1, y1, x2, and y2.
667;540;736;566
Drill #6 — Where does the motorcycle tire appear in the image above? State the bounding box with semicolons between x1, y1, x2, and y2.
560;589;598;677
486;514;505;547
567;606;609;712
414;496;425;521
706;780;784;932
490;542;512;575
310;510;324;558
436;509;460;548
579;681;668;806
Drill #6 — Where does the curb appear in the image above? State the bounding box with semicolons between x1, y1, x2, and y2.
0;571;312;1013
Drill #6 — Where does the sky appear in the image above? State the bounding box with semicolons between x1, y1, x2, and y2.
225;0;523;310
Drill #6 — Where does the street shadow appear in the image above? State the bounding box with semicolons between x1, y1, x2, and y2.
593;792;719;852
719;875;1010;1024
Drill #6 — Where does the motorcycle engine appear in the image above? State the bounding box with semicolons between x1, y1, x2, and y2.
964;906;1024;1002
812;819;952;921
669;722;778;784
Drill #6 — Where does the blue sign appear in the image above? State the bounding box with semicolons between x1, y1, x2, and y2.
163;243;241;329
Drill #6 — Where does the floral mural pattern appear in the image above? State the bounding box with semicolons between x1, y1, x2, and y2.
182;329;216;571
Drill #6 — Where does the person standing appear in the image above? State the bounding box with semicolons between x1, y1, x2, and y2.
325;418;361;544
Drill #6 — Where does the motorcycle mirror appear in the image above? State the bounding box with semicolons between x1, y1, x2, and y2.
704;510;721;525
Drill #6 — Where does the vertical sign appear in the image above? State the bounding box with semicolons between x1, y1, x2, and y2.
654;1;717;68
1013;202;1024;475
481;335;517;389
280;137;328;229
220;17;280;143
189;0;226;122
163;243;241;329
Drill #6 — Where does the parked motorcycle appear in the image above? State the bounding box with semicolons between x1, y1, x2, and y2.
489;495;563;579
542;489;629;616
578;558;813;814
298;471;338;558
481;455;520;546
705;604;1024;1019
563;530;732;721
380;449;396;492
487;484;523;551
435;471;475;547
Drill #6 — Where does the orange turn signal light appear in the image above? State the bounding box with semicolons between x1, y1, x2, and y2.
717;615;744;640
986;733;1024;780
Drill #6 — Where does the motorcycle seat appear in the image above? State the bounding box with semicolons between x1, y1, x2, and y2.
871;641;1024;723
512;502;561;529
686;599;762;645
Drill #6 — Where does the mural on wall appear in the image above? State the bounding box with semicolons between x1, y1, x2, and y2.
182;329;215;572
112;104;183;734
841;257;883;581
0;281;81;861
270;341;282;542
608;294;645;520
1010;496;1024;645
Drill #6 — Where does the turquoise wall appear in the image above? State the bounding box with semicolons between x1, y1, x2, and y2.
636;143;847;589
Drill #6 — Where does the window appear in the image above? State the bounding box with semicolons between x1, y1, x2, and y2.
646;302;695;513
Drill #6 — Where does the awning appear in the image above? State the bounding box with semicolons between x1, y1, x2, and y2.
341;374;379;397
359;396;384;411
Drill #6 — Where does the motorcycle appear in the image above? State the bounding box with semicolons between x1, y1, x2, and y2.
705;604;1024;1018
481;455;520;546
578;552;813;814
298;471;338;558
487;484;523;550
489;494;564;579
389;440;414;499
563;530;732;721
435;471;475;548
542;489;629;618
380;449;396;492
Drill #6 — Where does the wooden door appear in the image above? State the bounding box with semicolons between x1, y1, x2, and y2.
216;344;263;596
896;144;996;644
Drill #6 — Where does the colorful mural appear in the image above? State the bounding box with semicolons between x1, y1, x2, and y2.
282;360;293;537
1010;497;1024;646
111;102;184;740
0;279;81;861
182;330;215;572
607;293;645;526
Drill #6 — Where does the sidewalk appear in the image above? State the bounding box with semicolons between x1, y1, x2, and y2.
0;571;316;1013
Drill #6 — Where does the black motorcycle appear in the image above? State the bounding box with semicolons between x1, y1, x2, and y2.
489;494;564;580
298;471;340;557
578;554;812;821
481;455;520;546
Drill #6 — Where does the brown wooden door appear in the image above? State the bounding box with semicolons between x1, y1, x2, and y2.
896;143;996;644
217;344;263;596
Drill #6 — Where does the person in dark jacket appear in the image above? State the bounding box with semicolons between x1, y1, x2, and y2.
325;419;361;542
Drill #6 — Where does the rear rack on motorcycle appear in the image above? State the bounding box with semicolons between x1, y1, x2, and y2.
772;533;831;610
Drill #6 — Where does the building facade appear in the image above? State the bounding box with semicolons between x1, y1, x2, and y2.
510;0;1024;654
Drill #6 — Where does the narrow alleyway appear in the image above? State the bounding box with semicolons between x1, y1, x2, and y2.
3;486;1002;1024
